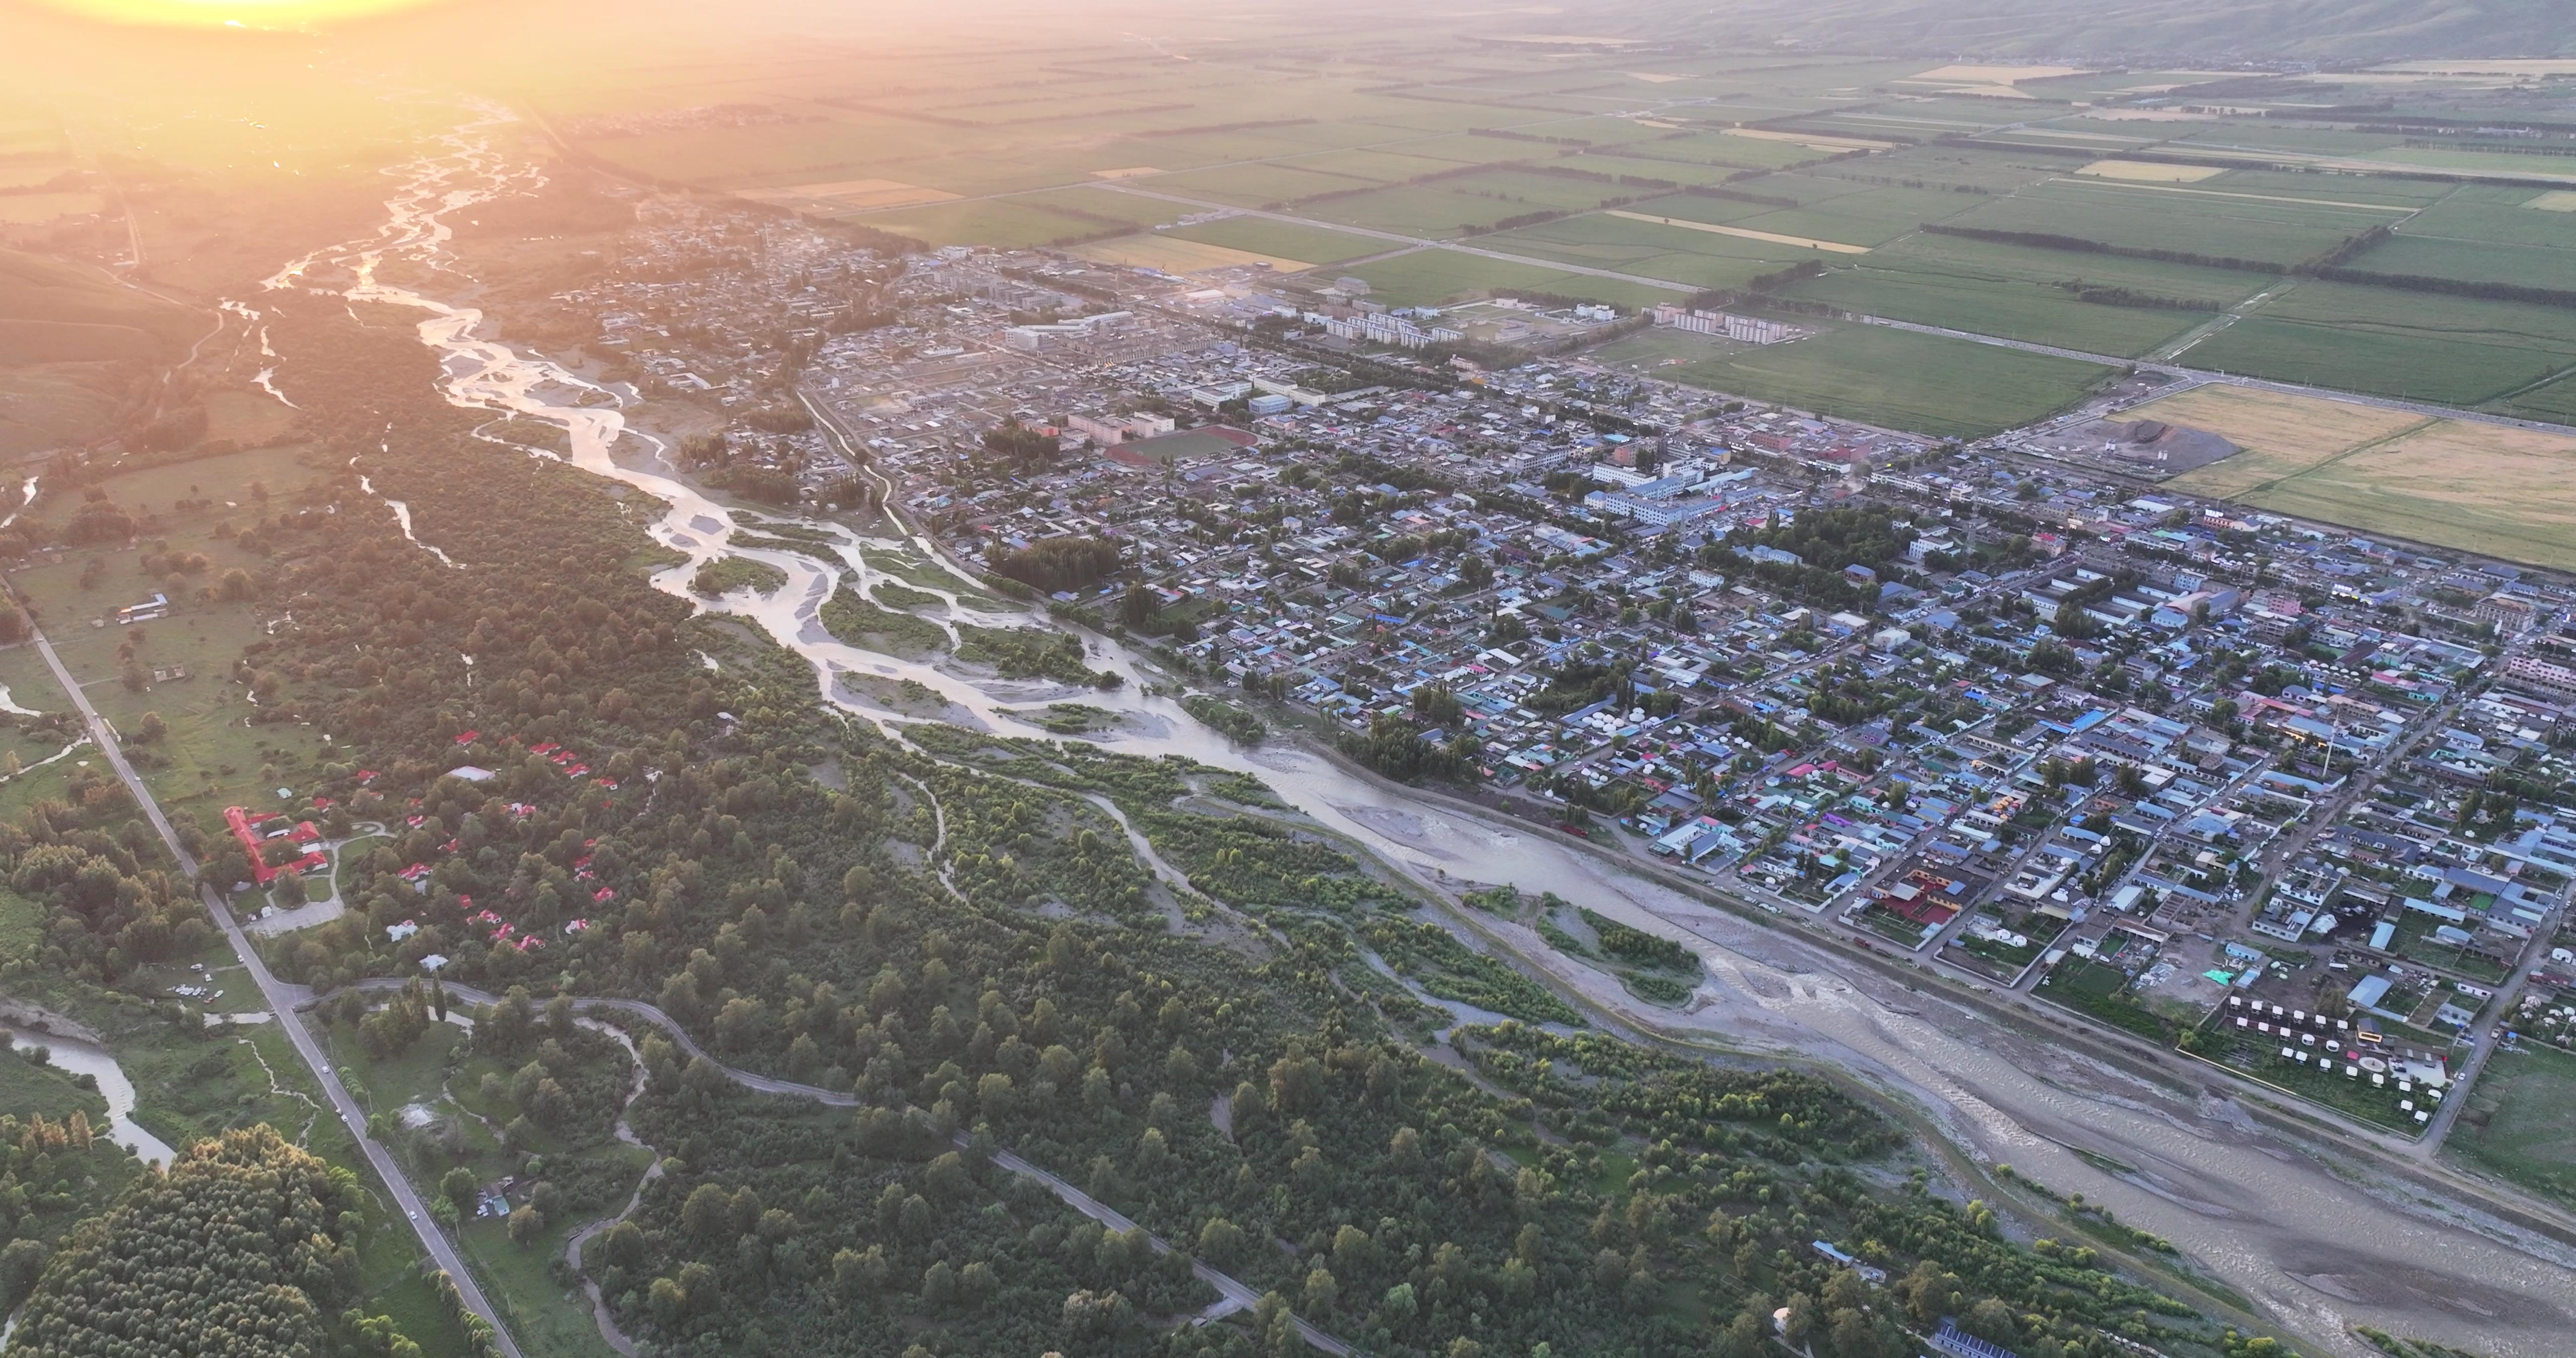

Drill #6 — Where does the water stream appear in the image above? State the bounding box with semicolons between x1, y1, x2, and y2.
0;1024;178;1165
261;109;2576;1357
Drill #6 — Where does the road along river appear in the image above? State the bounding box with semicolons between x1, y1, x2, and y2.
266;110;2576;1358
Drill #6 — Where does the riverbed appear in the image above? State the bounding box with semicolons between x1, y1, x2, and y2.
260;108;2576;1358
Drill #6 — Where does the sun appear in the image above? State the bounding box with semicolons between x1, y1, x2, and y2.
26;0;447;27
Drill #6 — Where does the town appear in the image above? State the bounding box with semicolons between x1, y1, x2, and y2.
536;191;2575;1152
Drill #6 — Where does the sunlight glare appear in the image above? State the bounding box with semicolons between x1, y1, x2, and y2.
29;0;447;27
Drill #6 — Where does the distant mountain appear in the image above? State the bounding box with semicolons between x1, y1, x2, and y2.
1636;0;2576;62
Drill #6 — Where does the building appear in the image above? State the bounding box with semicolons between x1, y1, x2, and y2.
1651;303;1796;344
1929;1317;2020;1358
2501;654;2576;699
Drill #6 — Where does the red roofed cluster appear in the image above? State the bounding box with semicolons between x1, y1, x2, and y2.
224;806;328;887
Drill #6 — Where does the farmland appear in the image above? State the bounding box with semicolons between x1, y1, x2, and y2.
520;35;2576;464
2145;385;2576;567
2447;1042;2576;1211
1658;323;2116;440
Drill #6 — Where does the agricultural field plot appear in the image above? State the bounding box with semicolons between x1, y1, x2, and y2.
1944;178;2393;266
2076;159;2226;183
1071;234;1315;275
2355;232;2576;294
2495;371;2576;426
1475;214;1819;291
1342;249;1675;309
2191;167;2459;209
2226;419;2576;571
1722;183;1997;247
1611;130;1836;173
1277;148;1495;185
2138;385;2429;497
2148;384;2576;567
1850;228;2277;304
863;197;1110;249
1584;326;1758;374
1147;161;1379;208
1658;321;2115;439
1162;216;1388;267
1295;168;1634;238
2185;281;2576;406
2168;124;2412;158
1804;144;2068;194
1559;152;1752;187
1788;263;2215;357
2353;146;2576;183
2348;189;2576;292
2447;1042;2576;1211
1014;186;1191;230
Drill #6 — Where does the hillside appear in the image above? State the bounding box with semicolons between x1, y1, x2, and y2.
0;246;202;363
0;246;202;459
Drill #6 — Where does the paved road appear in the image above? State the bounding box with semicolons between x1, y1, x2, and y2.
344;981;1351;1352
18;627;526;1358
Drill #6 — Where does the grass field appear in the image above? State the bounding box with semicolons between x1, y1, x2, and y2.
2448;1042;2576;1210
1474;213;1822;291
2148;384;2576;566
2185;281;2576;405
2234;419;2576;569
1791;262;2216;357
1072;233;1316;274
1344;248;1679;309
1946;179;2391;267
5;444;333;834
2141;385;2430;496
1659;323;2115;439
1163;216;1387;266
864;198;1108;248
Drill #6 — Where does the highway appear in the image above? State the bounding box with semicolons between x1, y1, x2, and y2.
15;624;526;1358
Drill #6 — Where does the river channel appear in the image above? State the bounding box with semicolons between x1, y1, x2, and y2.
0;1024;176;1166
253;109;2576;1358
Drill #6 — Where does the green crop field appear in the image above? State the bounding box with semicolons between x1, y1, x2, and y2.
1790;264;2215;357
1852;229;2279;301
1475;213;1823;289
867;198;1108;248
2495;371;2576;425
1658;322;2116;439
1163;217;1388;266
2187;281;2576;405
1946;178;2395;266
1613;131;1833;173
1149;162;1377;207
2448;1042;2576;1209
1344;249;1676;309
